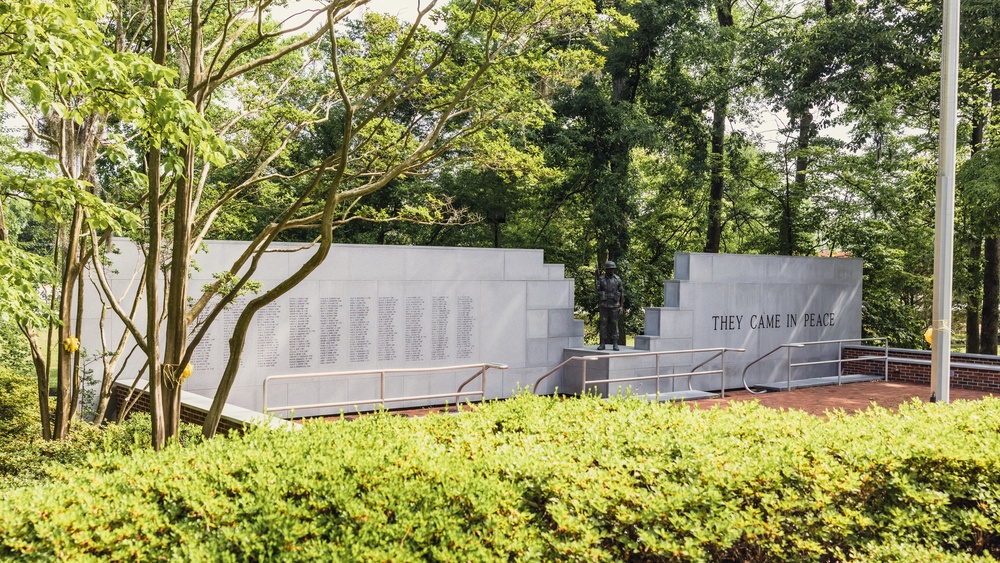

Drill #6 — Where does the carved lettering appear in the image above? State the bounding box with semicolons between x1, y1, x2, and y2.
713;311;836;331
749;314;781;330
712;315;743;331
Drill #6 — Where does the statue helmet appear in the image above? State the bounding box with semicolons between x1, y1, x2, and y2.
604;260;617;270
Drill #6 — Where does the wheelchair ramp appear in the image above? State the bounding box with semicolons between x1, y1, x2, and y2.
647;390;722;402
754;373;884;392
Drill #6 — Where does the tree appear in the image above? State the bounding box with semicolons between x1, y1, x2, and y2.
65;0;602;444
0;0;216;439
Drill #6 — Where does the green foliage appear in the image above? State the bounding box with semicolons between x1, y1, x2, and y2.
2;394;1000;560
0;241;57;328
0;366;38;440
0;414;202;490
958;148;1000;237
0;322;34;376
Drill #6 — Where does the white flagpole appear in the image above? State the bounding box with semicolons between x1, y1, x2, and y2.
931;0;961;403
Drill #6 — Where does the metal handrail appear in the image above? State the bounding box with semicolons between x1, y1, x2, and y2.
262;362;508;416
742;337;889;393
532;347;745;399
741;344;805;394
454;363;510;404
688;351;725;391
532;356;601;390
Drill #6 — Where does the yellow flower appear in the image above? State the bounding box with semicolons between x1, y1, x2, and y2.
180;363;194;382
63;336;80;353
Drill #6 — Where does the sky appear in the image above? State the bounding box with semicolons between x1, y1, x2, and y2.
360;0;423;19
271;0;424;28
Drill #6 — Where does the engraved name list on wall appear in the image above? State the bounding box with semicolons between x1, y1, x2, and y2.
319;297;343;365
377;296;399;362
278;290;484;369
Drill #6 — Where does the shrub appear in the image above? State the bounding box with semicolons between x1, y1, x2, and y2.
0;394;999;561
0;412;202;489
0;322;34;377
0;366;38;439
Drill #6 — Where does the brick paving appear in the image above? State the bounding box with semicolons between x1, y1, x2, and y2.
319;381;997;421
688;380;997;416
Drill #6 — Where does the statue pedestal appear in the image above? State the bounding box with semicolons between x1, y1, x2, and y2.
557;346;700;398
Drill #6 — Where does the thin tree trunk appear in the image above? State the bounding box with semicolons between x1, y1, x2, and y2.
965;112;986;353
981;237;999;355
146;0;169;450
159;0;210;442
203;231;335;437
705;0;733;253
976;84;1000;355
54;205;85;438
161;143;197;441
783;110;812;255
967;238;983;353
68;258;86;422
21;326;52;439
704;93;728;253
0;197;7;241
0;203;52;437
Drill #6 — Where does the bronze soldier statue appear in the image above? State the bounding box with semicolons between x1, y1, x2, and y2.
596;260;624;351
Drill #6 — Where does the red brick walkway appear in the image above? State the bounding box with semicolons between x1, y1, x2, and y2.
689;381;996;416
320;381;996;421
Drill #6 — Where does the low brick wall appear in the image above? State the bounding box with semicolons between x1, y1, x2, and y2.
843;346;1000;393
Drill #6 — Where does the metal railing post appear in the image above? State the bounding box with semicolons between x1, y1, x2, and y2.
786;347;793;391
720;349;726;398
883;338;889;381
837;340;843;385
525;348;743;401
655;354;660;396
742;337;888;394
262;362;508;416
380;371;386;404
263;378;269;415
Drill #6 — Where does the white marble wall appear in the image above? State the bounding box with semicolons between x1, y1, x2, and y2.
81;240;583;415
634;252;863;388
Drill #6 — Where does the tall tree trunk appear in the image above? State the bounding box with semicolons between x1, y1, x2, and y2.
54;205;84;438
161;142;197;441
68;264;86;422
967;238;983;353
965;111;986;353
981;84;1000;355
704;93;728;253
781;109;813;255
22;327;52;439
981;237;999;355
705;0;733;253
146;0;169;450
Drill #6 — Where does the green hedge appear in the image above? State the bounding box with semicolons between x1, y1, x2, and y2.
0;366;38;439
1;394;999;562
1;412;203;489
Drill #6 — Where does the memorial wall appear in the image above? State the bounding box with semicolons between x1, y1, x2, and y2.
81;240;583;415
635;252;863;390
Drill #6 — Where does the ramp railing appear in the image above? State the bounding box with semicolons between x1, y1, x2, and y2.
262;362;508;416
533;347;745;398
741;337;888;393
